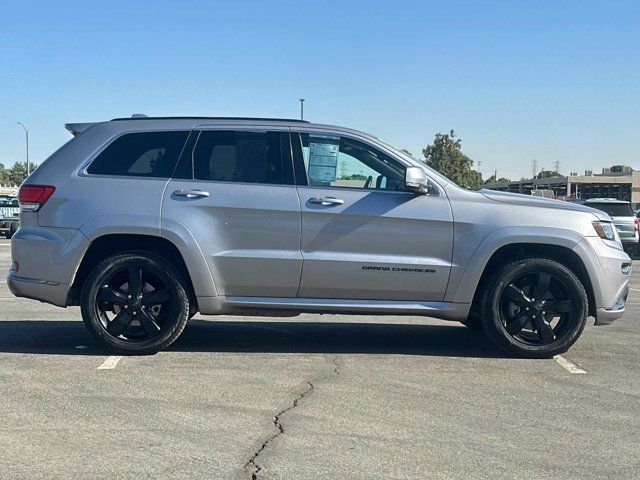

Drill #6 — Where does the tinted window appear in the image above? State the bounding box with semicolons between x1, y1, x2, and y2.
588;202;634;217
293;133;405;190
193;131;291;184
88;131;189;177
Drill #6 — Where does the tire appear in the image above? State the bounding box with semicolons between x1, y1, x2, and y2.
460;313;483;331
6;223;17;239
81;252;190;354
479;257;588;359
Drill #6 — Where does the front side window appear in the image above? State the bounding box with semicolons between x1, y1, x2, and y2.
293;133;406;190
193;130;292;185
87;131;189;177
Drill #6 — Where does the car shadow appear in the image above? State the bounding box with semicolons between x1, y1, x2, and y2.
0;319;508;358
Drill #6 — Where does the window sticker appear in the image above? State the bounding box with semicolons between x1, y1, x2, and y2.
307;136;339;183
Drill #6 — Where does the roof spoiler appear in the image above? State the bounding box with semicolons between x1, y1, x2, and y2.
65;122;96;136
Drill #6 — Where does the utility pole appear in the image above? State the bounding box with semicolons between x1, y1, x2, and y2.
299;98;305;121
17;122;30;177
552;160;560;175
532;159;538;178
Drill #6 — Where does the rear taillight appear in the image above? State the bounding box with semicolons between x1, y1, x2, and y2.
18;185;56;212
635;218;639;232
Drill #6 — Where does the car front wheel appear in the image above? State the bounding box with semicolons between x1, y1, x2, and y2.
81;253;190;354
480;257;588;358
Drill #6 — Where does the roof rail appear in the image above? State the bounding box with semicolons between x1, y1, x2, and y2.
110;116;309;123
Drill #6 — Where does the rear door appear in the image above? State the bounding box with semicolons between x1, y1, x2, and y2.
291;130;454;301
162;126;302;297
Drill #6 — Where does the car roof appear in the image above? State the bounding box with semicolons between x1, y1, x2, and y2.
66;115;378;138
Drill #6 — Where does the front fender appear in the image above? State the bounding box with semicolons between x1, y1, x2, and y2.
445;226;589;304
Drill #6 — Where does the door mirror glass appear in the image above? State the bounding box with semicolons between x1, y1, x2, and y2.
405;166;429;194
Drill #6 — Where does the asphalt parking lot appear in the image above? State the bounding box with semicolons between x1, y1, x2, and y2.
0;238;638;479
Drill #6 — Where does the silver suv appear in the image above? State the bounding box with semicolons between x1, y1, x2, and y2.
8;116;631;357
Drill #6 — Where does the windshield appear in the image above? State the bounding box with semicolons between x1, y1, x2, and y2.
373;136;455;188
587;202;634;217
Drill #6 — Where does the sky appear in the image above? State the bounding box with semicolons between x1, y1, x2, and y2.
0;0;638;180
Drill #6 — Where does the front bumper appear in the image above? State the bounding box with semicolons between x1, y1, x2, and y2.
575;237;631;325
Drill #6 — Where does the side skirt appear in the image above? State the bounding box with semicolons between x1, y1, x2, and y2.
196;296;471;322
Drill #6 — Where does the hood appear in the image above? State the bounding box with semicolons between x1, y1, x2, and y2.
478;189;611;221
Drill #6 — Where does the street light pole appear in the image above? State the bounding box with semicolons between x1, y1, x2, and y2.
299;98;305;121
17;122;30;177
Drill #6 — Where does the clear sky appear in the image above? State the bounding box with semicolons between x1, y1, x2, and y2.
1;0;638;180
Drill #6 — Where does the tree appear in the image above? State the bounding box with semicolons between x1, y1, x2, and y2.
422;130;481;188
534;170;560;179
609;165;632;173
484;174;511;184
3;161;38;186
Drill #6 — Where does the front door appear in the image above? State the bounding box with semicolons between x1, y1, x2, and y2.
291;131;453;301
162;127;302;297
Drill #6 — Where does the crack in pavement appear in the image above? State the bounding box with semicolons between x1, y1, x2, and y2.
244;354;341;479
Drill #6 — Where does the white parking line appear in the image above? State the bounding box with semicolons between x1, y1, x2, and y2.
629;287;640;292
553;355;587;374
97;356;123;370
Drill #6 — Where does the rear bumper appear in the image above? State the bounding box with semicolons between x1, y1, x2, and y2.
8;226;88;307
7;272;69;307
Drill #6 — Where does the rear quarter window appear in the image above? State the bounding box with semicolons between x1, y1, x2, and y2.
87;131;189;178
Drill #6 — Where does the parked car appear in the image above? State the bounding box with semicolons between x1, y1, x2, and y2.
583;198;639;255
0;195;20;239
8;116;631;358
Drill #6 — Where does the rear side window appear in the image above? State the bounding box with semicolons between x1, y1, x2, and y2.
192;131;293;185
87;131;189;178
588;202;634;217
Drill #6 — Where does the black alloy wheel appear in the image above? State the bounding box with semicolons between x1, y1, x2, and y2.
500;271;576;346
81;253;190;354
96;265;172;341
480;257;588;358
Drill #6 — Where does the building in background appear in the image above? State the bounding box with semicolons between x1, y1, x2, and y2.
484;167;640;205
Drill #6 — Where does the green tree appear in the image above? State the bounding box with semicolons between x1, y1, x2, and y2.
6;161;38;186
422;130;481;188
534;170;560;179
484;174;511;184
609;165;632;173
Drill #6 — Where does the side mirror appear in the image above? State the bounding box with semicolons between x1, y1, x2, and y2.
405;167;429;194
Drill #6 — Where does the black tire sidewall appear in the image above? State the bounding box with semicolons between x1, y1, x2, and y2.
80;253;189;354
480;257;588;358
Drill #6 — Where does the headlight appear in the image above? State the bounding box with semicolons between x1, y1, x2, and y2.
592;221;616;241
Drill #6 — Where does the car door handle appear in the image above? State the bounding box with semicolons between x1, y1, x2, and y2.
308;196;344;206
173;189;210;199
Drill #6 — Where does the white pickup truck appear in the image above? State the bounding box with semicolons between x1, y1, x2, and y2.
0;195;20;238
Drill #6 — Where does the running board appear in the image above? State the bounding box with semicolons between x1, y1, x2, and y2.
196;296;471;321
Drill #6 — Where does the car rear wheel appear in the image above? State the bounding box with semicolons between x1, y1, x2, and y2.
480;257;588;358
81;253;190;354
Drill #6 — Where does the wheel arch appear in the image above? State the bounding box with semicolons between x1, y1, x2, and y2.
469;242;597;318
67;233;210;308
447;227;599;317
